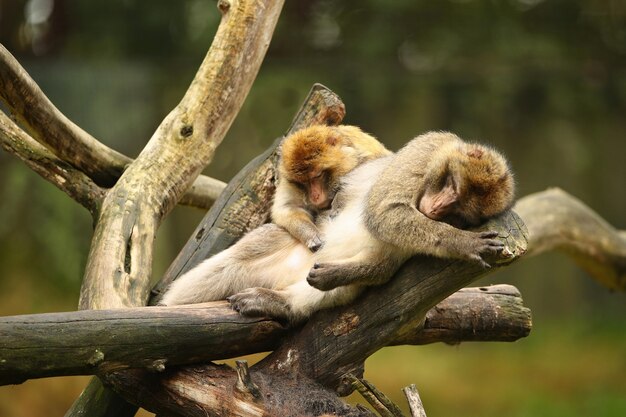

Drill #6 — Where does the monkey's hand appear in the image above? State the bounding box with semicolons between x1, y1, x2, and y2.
307;262;352;291
227;288;291;321
306;235;324;252
458;230;505;268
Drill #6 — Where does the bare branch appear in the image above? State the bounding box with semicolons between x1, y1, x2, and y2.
0;43;129;186
79;0;285;310
514;188;626;291
256;211;528;393
0;111;104;216
403;385;427;417
347;375;405;417
67;2;285;416
0;43;225;209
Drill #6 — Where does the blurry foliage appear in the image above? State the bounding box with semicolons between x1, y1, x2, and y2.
0;0;624;416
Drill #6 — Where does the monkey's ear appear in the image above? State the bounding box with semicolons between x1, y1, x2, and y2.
467;147;484;159
325;134;340;146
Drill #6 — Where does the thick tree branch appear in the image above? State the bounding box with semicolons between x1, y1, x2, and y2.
0;285;528;386
67;2;285;416
0;43;225;209
514;188;626;291
0;111;104;216
79;0;284;310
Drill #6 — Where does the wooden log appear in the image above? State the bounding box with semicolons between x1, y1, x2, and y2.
0;285;529;385
255;211;528;393
103;211;527;416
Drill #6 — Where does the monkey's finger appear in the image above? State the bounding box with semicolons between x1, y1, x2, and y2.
469;254;492;269
307;237;323;252
479;231;500;239
483;239;505;250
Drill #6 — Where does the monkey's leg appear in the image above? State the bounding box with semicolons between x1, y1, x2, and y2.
307;257;403;291
160;224;305;305
228;280;360;324
228;287;292;321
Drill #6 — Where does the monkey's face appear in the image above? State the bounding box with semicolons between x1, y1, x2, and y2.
418;168;483;229
305;170;335;210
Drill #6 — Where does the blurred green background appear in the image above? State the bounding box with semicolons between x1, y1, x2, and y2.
0;1;624;416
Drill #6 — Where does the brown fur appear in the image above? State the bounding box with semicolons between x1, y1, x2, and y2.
279;125;389;183
272;124;390;250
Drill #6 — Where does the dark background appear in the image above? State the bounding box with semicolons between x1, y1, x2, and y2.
0;1;624;416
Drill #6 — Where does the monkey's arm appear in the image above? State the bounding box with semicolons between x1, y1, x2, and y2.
271;180;323;251
367;199;502;267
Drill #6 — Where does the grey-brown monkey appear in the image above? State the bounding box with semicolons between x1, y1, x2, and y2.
306;130;515;291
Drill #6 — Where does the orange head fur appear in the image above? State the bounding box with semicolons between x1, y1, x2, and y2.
279;125;388;183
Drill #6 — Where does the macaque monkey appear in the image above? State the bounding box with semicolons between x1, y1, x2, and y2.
271;124;390;251
307;131;515;290
160;131;514;324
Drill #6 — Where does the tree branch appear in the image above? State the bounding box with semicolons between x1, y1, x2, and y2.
79;0;284;310
0;110;104;216
514;188;626;291
0;285;529;386
0;43;226;209
66;2;285;416
255;211;528;394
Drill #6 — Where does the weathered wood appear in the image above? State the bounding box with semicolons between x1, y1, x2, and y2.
0;111;104;216
514;188;626;291
0;42;130;186
0;302;285;385
0;43;225;209
63;379;138;417
104;364;375;417
347;375;404;417
0;285;528;385
151;83;346;301
391;285;531;346
403;385;427;417
68;2;285;416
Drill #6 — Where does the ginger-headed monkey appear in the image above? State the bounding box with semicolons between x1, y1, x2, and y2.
160;131;514;324
272;124;390;251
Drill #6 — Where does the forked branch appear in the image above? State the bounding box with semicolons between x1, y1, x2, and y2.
0;43;225;209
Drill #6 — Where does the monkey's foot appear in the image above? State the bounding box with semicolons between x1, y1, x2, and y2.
307;262;352;291
228;288;291;321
